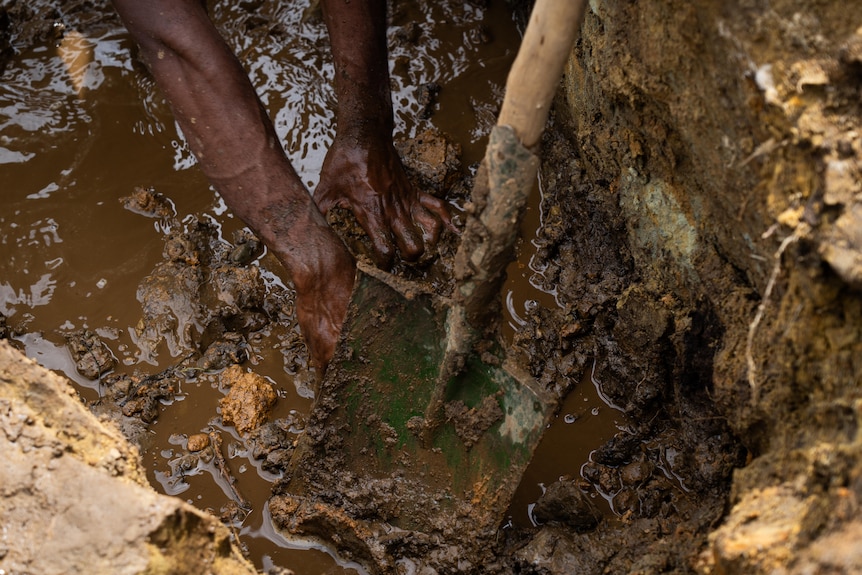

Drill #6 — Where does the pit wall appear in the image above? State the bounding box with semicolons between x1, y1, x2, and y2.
0;341;258;575
561;0;862;571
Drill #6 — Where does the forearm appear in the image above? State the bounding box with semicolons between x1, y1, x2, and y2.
112;0;320;261
321;0;394;141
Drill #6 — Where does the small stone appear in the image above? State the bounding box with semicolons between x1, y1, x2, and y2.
119;186;175;219
186;433;210;452
613;488;640;515
620;460;654;486
219;365;277;435
532;480;601;531
262;449;293;473
65;330;115;380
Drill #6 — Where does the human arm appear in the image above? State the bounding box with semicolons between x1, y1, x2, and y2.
315;0;453;268
111;0;355;369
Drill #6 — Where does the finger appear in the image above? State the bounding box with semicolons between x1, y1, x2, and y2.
419;193;457;233
412;203;443;246
391;212;424;262
297;306;336;372
352;205;396;269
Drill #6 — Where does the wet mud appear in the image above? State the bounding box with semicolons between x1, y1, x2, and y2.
6;0;861;574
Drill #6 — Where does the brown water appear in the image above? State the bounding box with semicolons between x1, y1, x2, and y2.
0;1;625;572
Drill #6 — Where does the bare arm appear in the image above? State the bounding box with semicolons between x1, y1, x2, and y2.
316;0;452;267
112;0;354;370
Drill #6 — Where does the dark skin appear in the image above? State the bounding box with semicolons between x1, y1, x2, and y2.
111;0;451;370
315;0;450;267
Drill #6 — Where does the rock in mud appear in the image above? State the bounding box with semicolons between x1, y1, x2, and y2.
709;484;831;573
135;260;205;358
169;448;214;477
619;460;654;486
199;332;247;371
134;216;272;361
395;128;462;194
212;264;265;314
819;201;862;288
65;329;115;379
228;229;261;266
102;369;181;424
415;81;441;119
532;479;601;532
247;419;297;473
186;432;210;452
219;364;277;435
120;186;175;219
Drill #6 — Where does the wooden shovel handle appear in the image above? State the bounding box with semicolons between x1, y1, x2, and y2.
498;0;587;149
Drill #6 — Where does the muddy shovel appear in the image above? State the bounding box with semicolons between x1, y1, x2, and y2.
273;0;587;562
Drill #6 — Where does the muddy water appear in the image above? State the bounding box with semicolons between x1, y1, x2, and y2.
1;1;625;571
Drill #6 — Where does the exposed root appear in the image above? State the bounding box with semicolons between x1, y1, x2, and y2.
746;225;806;405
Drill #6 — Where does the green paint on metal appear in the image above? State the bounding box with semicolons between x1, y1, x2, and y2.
288;269;555;533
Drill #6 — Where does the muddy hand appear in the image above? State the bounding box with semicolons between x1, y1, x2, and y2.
289;230;355;371
315;135;453;268
274;206;356;371
319;0;453;268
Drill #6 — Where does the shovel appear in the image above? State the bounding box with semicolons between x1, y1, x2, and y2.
272;0;587;561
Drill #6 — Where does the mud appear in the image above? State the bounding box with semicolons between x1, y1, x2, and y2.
5;0;862;574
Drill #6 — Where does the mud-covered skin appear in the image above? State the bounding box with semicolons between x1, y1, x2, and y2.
326;128;463;270
111;0;353;371
314;0;452;269
110;0;456;369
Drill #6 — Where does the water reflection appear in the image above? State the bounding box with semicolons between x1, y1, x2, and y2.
0;273;57;314
0;29;131;161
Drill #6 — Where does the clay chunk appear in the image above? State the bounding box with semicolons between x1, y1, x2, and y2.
219;365;277;435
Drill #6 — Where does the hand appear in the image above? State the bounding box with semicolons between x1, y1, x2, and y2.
283;215;356;371
314;135;453;269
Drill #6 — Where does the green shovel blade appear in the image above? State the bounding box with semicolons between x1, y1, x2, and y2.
278;269;554;538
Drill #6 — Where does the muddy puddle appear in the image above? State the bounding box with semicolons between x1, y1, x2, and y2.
1;1;632;572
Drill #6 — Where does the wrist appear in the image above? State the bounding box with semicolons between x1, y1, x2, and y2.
334;96;394;143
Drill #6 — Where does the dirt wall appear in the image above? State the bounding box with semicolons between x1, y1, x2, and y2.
0;341;258;575
548;0;862;572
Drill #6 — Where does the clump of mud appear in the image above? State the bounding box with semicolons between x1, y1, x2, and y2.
219;364;277;435
78;189;290;439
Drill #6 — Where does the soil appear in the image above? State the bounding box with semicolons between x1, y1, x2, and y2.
0;341;258;575
3;0;862;574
